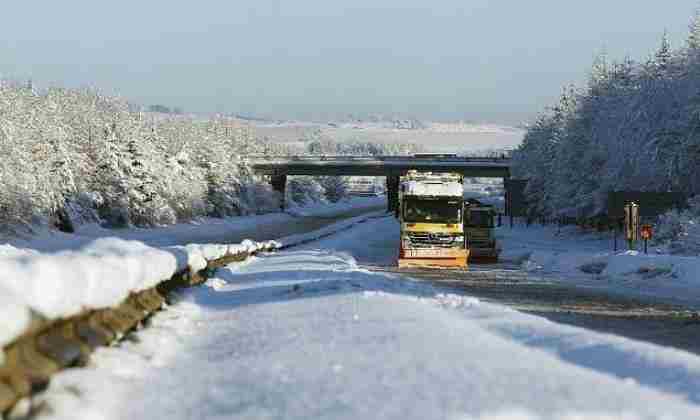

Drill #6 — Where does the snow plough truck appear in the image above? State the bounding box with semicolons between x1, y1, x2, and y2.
464;198;500;262
397;171;469;268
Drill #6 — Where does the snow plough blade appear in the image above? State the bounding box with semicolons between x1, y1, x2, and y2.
468;256;498;264
398;249;469;269
467;248;500;264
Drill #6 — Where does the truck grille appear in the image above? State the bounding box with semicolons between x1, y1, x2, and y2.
407;232;460;248
467;231;491;247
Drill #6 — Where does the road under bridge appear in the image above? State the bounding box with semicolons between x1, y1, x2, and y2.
248;155;512;211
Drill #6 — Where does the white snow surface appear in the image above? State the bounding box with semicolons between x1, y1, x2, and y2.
38;217;700;419
0;287;31;357
274;213;385;249
502;223;700;307
0;237;273;322
0;198;383;348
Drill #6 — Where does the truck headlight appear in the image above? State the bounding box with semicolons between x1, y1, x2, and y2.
454;236;464;243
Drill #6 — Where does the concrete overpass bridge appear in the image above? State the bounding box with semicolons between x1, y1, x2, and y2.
247;155;512;211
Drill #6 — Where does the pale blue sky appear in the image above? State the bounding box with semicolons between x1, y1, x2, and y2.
1;1;698;123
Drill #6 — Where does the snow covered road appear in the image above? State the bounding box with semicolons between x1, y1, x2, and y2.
36;216;700;419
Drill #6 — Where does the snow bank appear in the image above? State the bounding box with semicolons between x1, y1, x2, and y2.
0;238;179;320
0;237;279;350
0;287;32;353
168;243;229;272
523;249;604;275
500;223;700;305
521;244;700;304
0;208;382;350
598;251;700;301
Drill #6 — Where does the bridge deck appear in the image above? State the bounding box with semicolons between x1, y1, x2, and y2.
249;155;511;177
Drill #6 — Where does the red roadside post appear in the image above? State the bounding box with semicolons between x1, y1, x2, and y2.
641;224;653;254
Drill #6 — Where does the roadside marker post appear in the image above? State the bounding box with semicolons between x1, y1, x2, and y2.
624;202;640;251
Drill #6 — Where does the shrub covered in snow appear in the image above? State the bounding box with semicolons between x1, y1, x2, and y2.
287;176;326;206
512;12;700;221
654;196;700;255
579;260;608;275
319;176;350;203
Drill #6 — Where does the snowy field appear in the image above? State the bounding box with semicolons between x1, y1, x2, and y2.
37;216;700;420
255;123;524;154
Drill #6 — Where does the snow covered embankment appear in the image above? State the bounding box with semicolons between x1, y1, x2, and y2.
0;238;276;346
0;211;382;414
0;212;382;347
0;237;278;414
503;224;700;306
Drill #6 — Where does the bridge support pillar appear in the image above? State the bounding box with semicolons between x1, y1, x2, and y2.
270;174;287;211
386;175;400;216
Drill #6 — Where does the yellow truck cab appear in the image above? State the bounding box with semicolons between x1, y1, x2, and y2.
397;171;468;268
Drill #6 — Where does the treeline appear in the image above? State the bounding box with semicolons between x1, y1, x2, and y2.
512;12;700;219
0;81;285;230
300;129;425;156
0;81;418;232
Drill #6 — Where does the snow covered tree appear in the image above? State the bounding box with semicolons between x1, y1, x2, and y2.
514;10;700;221
319;176;349;203
287;176;325;206
644;31;675;80
689;10;700;53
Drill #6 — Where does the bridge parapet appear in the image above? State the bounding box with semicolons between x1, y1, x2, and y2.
245;154;511;163
248;155;511;178
249;155;512;211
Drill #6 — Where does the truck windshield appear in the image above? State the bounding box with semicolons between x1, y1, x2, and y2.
403;199;462;223
467;210;493;227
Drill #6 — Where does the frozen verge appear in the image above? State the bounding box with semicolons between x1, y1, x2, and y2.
502;223;700;308
0;209;384;415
